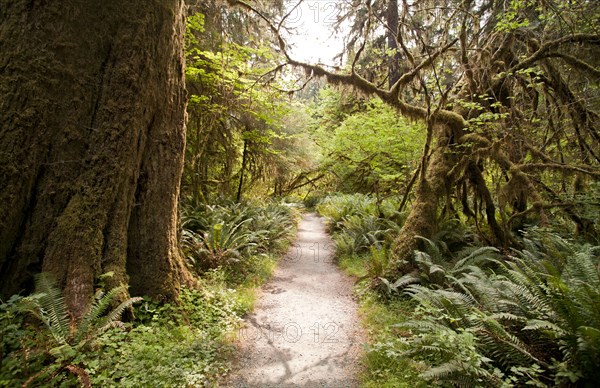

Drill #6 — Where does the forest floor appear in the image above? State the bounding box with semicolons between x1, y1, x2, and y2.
224;213;365;387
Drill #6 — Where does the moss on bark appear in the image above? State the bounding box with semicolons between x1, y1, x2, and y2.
0;0;194;317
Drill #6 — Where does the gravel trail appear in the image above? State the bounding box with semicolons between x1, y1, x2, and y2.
224;213;365;387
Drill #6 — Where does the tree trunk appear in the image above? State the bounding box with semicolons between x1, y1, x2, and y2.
386;0;400;88
237;139;248;203
0;0;194;317
391;145;449;271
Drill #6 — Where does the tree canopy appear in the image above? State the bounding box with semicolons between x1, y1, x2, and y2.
228;0;600;264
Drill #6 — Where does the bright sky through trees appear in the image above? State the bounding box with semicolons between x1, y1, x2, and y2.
284;1;345;66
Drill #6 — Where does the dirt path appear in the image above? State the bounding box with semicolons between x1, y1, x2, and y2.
224;213;365;387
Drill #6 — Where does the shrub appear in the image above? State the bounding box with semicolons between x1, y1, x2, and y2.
181;200;297;273
317;194;403;258
89;286;242;387
1;273;141;387
1;294;46;386
398;236;600;386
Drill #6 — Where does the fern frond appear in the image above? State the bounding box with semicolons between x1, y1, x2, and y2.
415;236;443;263
455;269;502;310
421;360;465;380
474;313;549;369
413;250;433;267
73;285;126;343
453;246;501;272
398;318;450;335
21;273;71;345
391;273;420;290
523;319;568;337
565;247;600;288
95;296;143;334
489;312;526;324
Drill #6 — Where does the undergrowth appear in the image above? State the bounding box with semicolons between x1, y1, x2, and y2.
1;200;298;387
339;254;427;387
319;193;600;387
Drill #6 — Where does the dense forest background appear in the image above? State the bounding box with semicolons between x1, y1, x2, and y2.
1;0;599;386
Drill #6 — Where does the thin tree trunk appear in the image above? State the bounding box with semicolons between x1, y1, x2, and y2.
236;139;248;203
387;0;400;88
0;0;194;317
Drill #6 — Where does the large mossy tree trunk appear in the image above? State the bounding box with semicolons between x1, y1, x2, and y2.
0;0;194;317
391;140;453;270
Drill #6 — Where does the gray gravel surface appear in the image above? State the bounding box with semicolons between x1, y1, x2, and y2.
223;213;365;387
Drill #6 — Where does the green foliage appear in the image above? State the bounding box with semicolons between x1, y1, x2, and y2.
309;88;425;195
183;8;316;202
387;242;502;293
88;286;242;387
495;0;536;32
1;198;296;387
92;323;224;387
185;217;259;269
334;213;599;386
368;245;393;280
396;235;600;386
87;197;297;387
354;287;427;387
0;267;274;387
1;295;46;386
337;253;369;278
302;195;321;210
21;273;141;354
501;244;600;383
181;200;298;275
317;193;378;227
318;193;411;296
317;194;406;286
333;216;398;257
19;273;71;348
317;194;404;231
0;274;141;387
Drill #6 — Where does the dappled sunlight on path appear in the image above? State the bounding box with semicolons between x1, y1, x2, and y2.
224;213;365;387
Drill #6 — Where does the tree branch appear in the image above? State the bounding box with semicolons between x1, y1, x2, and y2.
500;33;600;78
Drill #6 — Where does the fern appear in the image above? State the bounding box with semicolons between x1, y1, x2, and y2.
73;286;142;344
452;246;501;273
399;234;600;385
19;273;71;346
415;236;444;264
386;238;501;293
367;244;391;278
181;200;296;272
473;312;546;368
20;273;142;352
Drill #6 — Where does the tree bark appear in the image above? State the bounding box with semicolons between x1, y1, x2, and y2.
0;0;194;317
391;144;450;270
237;139;248;203
386;0;400;88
